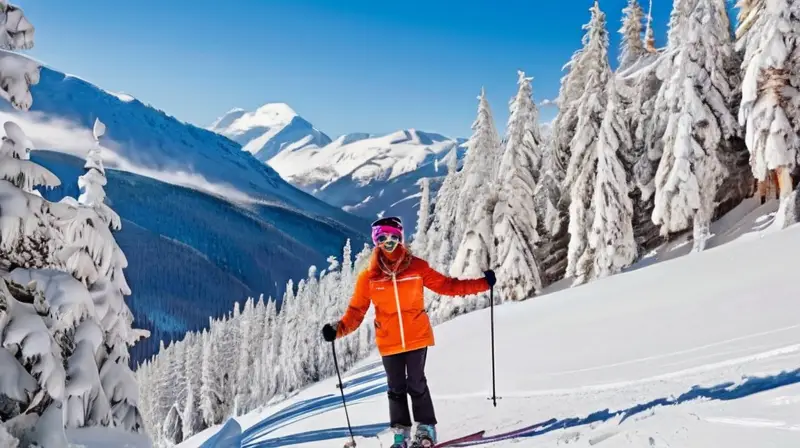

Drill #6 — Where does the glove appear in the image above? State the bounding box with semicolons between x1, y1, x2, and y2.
322;322;338;342
484;269;496;288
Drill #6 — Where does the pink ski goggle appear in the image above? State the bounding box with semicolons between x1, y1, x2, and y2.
372;225;403;246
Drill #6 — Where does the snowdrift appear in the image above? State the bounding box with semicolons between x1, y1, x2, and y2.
179;207;800;447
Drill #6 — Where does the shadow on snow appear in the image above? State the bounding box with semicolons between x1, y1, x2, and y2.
201;368;800;447
454;368;800;446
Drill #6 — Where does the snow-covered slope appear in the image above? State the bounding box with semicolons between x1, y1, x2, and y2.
0;67;371;364
8;69;367;232
208;103;332;163
178;201;800;448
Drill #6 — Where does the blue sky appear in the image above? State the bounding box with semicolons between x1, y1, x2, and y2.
23;0;676;139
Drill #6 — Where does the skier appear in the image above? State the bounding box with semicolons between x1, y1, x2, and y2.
322;216;496;448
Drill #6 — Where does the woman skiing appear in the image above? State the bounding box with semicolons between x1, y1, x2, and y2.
322;216;496;448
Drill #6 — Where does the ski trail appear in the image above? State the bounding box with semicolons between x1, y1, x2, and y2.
531;324;800;378
434;344;800;400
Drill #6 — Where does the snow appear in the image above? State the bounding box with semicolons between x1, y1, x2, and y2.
8;268;97;331
0;284;66;402
208;101;465;233
66;427;152;448
107;91;135;103
179;206;800;448
0;49;40;111
272;128;459;187
0;347;37;403
208;102;332;162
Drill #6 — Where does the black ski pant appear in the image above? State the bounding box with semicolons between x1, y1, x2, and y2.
382;347;437;427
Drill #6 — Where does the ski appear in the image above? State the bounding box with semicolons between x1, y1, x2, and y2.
432;430;486;447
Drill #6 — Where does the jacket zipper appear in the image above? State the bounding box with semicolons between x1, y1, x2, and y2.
391;273;406;350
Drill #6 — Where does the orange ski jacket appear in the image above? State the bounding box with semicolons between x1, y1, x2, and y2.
336;246;490;356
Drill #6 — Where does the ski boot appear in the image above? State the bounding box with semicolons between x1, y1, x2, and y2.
411;424;437;447
390;425;411;448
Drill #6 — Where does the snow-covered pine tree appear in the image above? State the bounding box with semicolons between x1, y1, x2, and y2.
491;70;543;301
644;0;657;52
532;148;570;285
0;4;147;445
527;86;546;183
138;239;376;446
51;119;149;432
233;297;254;416
589;78;637;278
0;121;62;270
618;39;664;255
181;331;203;439
551;3;607;184
0;121;60;195
410;178;432;254
0;1;39;111
198;328;220;428
652;0;740;251
737;0;800;201
619;0;647;70
450;89;502;279
425;146;462;272
564;0;612;285
78;119;121;230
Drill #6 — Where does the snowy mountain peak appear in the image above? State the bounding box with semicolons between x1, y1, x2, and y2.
208;102;331;163
252;102;298;122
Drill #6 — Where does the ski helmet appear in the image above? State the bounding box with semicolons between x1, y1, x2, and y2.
371;216;404;246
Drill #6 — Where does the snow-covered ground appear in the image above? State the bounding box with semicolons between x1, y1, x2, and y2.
177;201;800;447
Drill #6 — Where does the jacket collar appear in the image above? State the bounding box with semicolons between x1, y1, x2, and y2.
369;245;413;278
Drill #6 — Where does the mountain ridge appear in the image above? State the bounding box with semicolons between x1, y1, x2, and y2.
208;103;468;231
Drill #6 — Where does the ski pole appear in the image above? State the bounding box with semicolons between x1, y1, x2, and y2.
489;284;497;407
331;340;357;447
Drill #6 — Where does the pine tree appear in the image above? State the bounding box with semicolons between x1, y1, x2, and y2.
234;297;254;416
0;120;61;269
564;1;612;285
199;328;219;427
619;0;647;70
491;70;543;301
652;0;740;251
737;0;800;200
411;178;432;254
589;78;637;278
0;1;39;111
450;89;502;278
551;3;607;183
425;146;461;272
0;121;60;194
644;0;657;51
532;148;570;285
78;118;121;230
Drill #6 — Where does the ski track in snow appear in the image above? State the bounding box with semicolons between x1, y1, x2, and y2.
193;344;800;447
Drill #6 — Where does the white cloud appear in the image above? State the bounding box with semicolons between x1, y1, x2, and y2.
539;98;558;108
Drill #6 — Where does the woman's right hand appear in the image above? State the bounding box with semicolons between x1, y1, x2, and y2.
322;322;338;342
